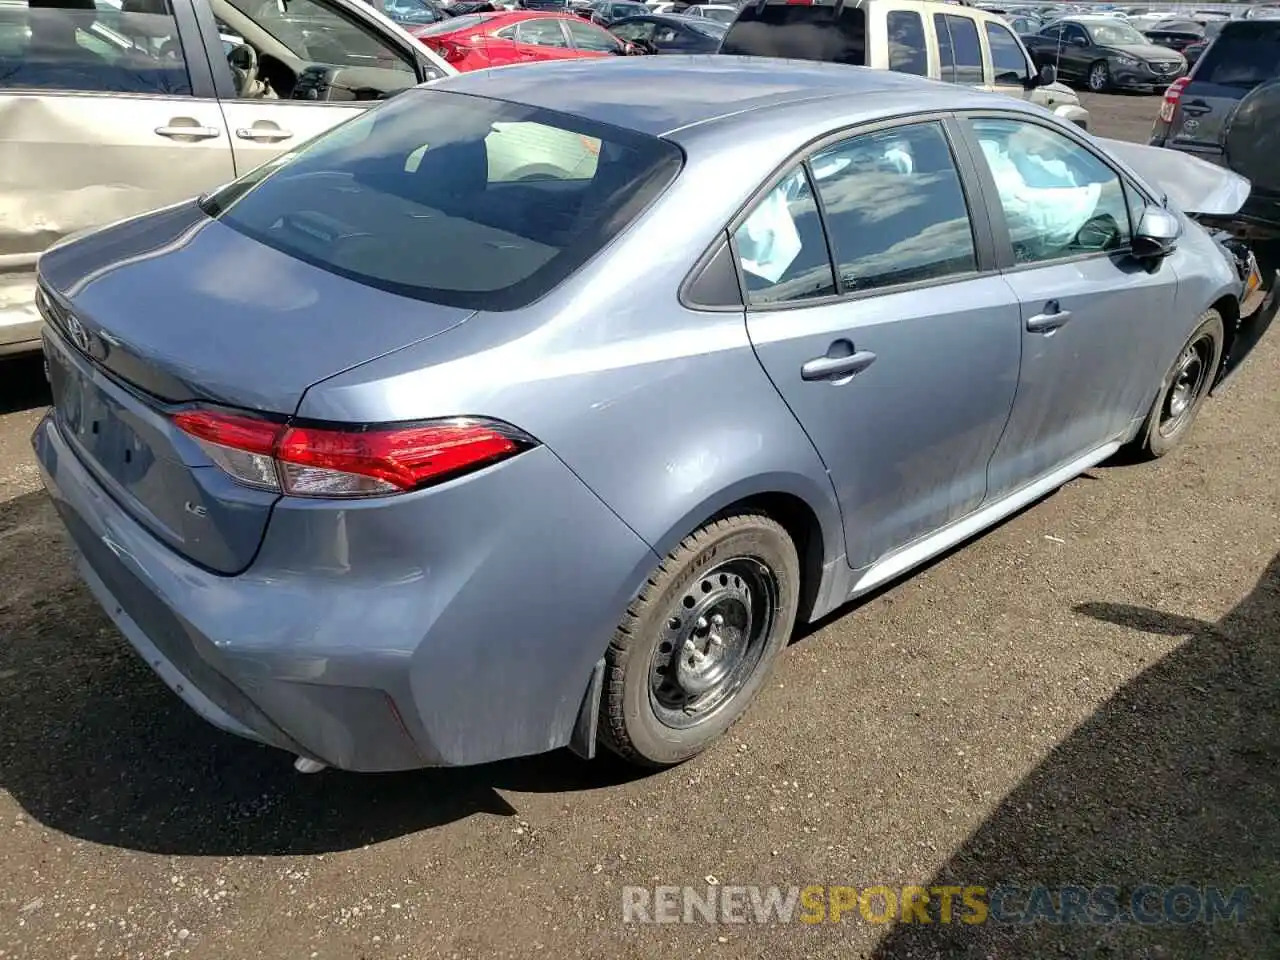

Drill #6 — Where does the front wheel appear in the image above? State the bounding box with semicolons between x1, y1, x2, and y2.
1087;60;1111;93
1131;309;1224;459
599;514;800;768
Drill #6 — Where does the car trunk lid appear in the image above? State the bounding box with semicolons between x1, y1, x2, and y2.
37;201;475;574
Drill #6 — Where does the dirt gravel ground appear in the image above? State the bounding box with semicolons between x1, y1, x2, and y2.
2;93;1278;960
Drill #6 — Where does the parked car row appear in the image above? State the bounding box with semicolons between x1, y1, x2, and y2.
1020;15;1187;92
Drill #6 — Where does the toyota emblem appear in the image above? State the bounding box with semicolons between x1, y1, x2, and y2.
64;313;90;354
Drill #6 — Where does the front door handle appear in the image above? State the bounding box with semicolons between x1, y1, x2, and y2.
154;121;222;141
235;125;294;143
801;344;877;382
1026;302;1073;333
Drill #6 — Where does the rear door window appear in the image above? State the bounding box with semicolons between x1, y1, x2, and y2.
719;1;866;64
887;10;927;76
517;18;570;46
0;0;191;94
809;122;978;292
1194;23;1280;88
202;88;683;310
943;14;983;84
733;166;836;305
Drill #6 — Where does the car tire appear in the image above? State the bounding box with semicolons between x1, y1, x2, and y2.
599;513;800;768
1132;309;1224;459
1087;60;1111;93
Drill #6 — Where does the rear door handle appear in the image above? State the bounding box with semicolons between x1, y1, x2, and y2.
235;126;294;142
801;346;877;382
154;123;222;141
1026;302;1073;333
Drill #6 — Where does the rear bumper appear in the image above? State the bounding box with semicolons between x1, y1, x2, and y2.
0;269;40;356
33;412;657;771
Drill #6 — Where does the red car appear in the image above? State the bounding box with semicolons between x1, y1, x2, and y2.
409;11;639;70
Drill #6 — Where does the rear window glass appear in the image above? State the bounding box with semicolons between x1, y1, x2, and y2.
415;12;488;34
201;90;683;311
719;2;866;64
1195;24;1280;87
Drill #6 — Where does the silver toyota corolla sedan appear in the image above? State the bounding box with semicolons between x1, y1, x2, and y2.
31;57;1275;773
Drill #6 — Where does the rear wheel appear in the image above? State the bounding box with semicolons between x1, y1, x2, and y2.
1132;309;1224;459
599;514;800;768
1087;60;1111;93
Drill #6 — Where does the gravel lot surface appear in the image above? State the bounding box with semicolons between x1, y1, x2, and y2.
1;93;1277;960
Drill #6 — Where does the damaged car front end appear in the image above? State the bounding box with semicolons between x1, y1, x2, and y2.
1099;136;1279;392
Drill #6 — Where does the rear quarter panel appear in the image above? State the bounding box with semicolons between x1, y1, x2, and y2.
295;121;848;585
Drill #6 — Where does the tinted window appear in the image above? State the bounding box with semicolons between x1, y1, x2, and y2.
720;3;866;64
1040;22;1064;39
566;18;619;50
1062;23;1088;44
945;15;983;84
968;117;1131;264
202;89;683;311
734;166;836;305
986;21;1029;83
224;0;416;76
1195;23;1280;87
0;0;190;94
518;18;569;45
887;10;927;76
810;123;977;293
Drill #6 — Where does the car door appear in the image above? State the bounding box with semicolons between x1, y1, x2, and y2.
563;16;623;54
198;0;445;175
739;119;1022;571
1060;22;1094;77
958;114;1179;497
983;18;1036;98
1027;21;1066;75
0;0;233;350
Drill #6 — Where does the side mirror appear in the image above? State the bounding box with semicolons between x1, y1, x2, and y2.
1132;207;1181;260
1070;35;1087;46
621;39;644;54
1035;62;1057;86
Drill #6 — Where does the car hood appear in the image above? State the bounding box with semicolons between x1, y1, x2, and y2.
1097;138;1251;215
36;200;476;414
1107;42;1183;60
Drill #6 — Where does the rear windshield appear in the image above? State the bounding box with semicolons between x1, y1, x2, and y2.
415;12;488;33
1195;23;1280;87
201;89;683;311
718;2;866;64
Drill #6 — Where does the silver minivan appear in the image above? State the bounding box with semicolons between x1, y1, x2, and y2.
0;0;453;356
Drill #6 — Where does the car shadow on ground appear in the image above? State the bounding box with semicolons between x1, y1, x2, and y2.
0;490;649;857
871;551;1280;958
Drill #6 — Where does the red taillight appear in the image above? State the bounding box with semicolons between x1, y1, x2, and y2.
172;409;534;499
1159;76;1191;123
423;37;470;63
